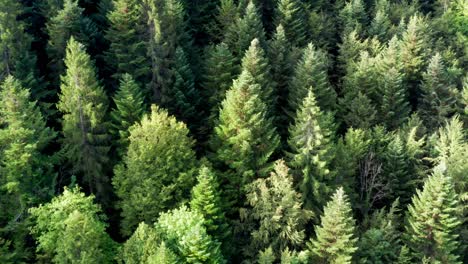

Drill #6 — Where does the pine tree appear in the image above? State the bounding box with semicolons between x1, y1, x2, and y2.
105;0;149;86
240;38;274;108
213;70;280;208
243;160;313;260
274;0;308;47
156;205;226;263
190;166;230;250
288;90;336;215
308;187;358;264
224;1;266;60
110;74;146;155
380;67;410;130
419;53;460;130
404;166;463;263
46;0;84;84
211;0;238;43
368;0;392;41
57;37;110;202
338;0;367;37
29;187;117;264
288;43;336;117
201;43;237;127
340;91;378;129
113;105;198;236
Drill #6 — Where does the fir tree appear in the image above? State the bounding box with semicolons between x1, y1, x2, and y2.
288;90;336;215
380;67;410;130
288;43;336;117
340;91;377;129
419;53;460;130
29;187;117;264
105;0;149;86
308;187;358;264
213;70;280;208
201;43;238;127
338;0;367;37
368;0;392;41
113;105;198;236
274;0;308;47
57;37;110;202
243;160;313;260
110;74;146;155
404;166;463;263
190;166;230;251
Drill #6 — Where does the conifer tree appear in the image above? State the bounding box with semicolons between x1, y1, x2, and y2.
243;160;312;260
308;187;358;264
380;67;410;130
46;0;84;84
368;0;392;41
224;1;266;60
274;0;308;47
404;167;463;263
213;70;280;208
190;166;230;250
211;0;238;42
29;187;117;264
338;0;367;37
110;74;146;155
57;37;110;202
419;53;461;130
156;205;226;264
201;43;237;127
288;43;336;117
288;90;336;215
113;105;197;236
240;38;274;108
105;0;149;86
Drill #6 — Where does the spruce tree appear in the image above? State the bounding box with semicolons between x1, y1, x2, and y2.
368;0;392;41
213;70;280;208
404;166;463;263
113;105;198;236
105;0;149;86
190;166;230;250
46;0;84;84
288;43;336;117
380;67;410;130
201;43;238;127
308;187;358;264
288;90;336;215
110;74;146;155
274;0;308;47
419;53;461;130
57;37;110;202
338;0;367;37
240;38;274;108
29;187;117;264
243;160;313;260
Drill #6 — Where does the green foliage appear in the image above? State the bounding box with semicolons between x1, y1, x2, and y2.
308;187;358;264
213;70;280;207
274;0;308;47
338;0;367;37
57;37;110;202
404;166;463;263
243;160;312;259
288;90;336;215
113;105;197;236
110;74;146;155
29;187;116;263
105;0;149;85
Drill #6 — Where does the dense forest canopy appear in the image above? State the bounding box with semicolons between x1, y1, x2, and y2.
0;0;467;263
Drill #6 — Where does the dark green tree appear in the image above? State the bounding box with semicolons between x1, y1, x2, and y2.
110;73;146;155
274;0;308;47
338;0;367;37
113;105;198;236
404;166;463;263
57;37;110;202
308;187;358;264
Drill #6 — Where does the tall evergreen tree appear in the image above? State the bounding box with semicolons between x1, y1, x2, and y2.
243;160;313;260
288;43;336;117
29;187;117;264
404;166;463;263
213;70;280;209
288;90;336;215
338;0;367;37
308;187;358;263
419;53;461;130
110;74;146;155
57;37;110;202
380;67;410;130
274;0;308;47
190;166;230;254
113;105;198;236
105;0;149;86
